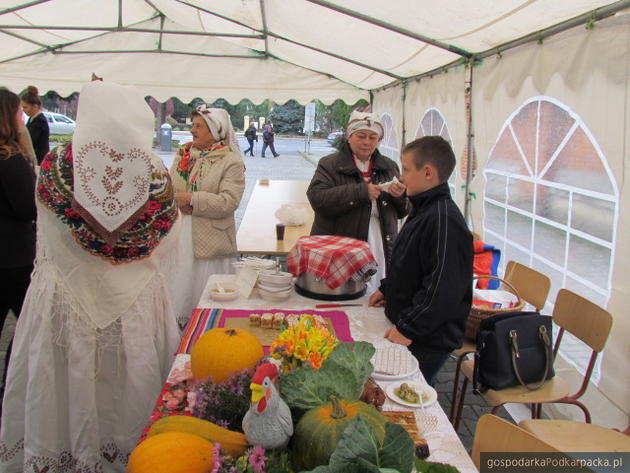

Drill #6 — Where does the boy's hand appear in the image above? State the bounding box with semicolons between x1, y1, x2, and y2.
388;181;406;197
368;290;385;307
384;326;412;346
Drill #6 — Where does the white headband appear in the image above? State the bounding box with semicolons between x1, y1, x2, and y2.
196;104;241;152
346;111;384;140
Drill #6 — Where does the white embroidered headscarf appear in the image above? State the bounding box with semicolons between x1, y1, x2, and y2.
196;104;241;153
72;81;153;243
346;111;384;141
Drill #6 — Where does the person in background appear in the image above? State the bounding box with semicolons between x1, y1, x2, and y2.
243;121;258;157
307;111;409;293
0;81;181;472
20;85;49;165
369;136;473;386
169;105;245;325
261;122;280;158
0;88;36;409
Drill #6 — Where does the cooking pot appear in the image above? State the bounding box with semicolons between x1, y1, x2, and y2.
294;272;368;301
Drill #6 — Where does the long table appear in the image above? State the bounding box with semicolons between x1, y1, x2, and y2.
180;274;478;473
236;179;314;255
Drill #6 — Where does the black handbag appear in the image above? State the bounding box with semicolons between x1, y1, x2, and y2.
472;311;555;393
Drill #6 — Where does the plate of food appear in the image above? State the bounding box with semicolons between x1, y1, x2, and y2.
385;382;437;409
371;346;420;380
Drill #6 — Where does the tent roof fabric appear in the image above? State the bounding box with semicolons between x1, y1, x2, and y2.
0;0;624;103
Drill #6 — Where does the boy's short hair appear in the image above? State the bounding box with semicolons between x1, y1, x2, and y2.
402;136;455;182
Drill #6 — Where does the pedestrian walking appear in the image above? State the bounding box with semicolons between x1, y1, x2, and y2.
243;122;257;157
261;122;280;158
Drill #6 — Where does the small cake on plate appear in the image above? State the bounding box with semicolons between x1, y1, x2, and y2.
249;313;261;326
260;312;273;329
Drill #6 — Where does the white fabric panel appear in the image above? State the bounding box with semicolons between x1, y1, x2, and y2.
404;69;467;206
1;0;621;95
372;86;404;164
0;51;367;104
472;13;630;424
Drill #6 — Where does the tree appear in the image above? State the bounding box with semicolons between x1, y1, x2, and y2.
268;100;305;134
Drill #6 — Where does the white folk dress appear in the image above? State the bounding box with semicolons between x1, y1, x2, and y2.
169;142;244;325
0;146;181;473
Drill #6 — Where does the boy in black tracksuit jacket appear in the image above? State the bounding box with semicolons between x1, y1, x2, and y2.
369;136;473;385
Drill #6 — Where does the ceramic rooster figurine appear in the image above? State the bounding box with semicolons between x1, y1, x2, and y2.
242;362;293;449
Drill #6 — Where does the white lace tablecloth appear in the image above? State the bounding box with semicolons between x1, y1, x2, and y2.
187;275;478;473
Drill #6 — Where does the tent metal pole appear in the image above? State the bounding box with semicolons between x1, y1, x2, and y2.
0;24;264;39
304;0;472;58
400;81;407;155
476;0;630;60
0;28;50;48
157;15;164;51
117;0;123;29
463;61;475;229
176;0;256;32
259;0;270;57
51;50;264;59
0;0;52;16
266;31;402;80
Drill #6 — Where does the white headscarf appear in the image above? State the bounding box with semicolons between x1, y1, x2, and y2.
196;104;241;152
72;81;153;241
346;111;384;141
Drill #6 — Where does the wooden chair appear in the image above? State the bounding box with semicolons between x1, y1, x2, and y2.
472;414;559;469
449;261;551;422
453;288;613;431
519;419;630;452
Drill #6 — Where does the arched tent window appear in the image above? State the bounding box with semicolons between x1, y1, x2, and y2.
483;97;619;382
415;108;457;199
379;113;400;165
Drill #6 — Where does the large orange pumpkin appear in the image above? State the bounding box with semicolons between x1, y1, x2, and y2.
191;327;263;382
127;432;214;473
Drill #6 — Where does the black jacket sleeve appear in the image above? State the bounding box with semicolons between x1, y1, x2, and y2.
307;162;369;218
0;153;37;222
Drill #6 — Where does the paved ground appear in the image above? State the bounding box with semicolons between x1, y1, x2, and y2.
1;136;511;451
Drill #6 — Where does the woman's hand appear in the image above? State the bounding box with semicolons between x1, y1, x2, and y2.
174;192;193;209
367;183;382;200
384;326;412;346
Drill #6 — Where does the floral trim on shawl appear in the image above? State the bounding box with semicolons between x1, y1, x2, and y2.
0;438;128;472
37;143;178;264
174;141;228;191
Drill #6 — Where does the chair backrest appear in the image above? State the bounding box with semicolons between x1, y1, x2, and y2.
472;415;559;469
504;261;551;311
553;288;613;352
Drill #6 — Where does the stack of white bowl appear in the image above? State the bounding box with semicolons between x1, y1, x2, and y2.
257;269;294;301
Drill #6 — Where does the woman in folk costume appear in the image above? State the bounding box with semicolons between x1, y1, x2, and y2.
0;81;181;473
169;105;245;324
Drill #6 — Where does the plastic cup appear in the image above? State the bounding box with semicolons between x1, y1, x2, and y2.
276;223;285;240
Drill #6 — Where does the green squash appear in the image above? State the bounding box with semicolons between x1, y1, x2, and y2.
291;397;386;471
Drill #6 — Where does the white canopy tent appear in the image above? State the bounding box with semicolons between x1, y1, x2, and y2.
1;0;629;428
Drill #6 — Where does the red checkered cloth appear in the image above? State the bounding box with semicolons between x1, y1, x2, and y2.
288;235;377;289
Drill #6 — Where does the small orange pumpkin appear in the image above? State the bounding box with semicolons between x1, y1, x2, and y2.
191;327;263;382
127;432;214;473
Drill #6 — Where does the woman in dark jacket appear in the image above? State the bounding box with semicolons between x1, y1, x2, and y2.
21;85;49;165
307;111;409;291
0;88;36;399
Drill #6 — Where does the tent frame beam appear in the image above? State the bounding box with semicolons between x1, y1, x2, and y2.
51;49;264;59
373;0;630;92
304;0;473;58
0;0;51;16
0;24;265;39
177;0;401;80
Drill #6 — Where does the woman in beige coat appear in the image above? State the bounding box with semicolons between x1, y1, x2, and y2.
169;105;245;324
